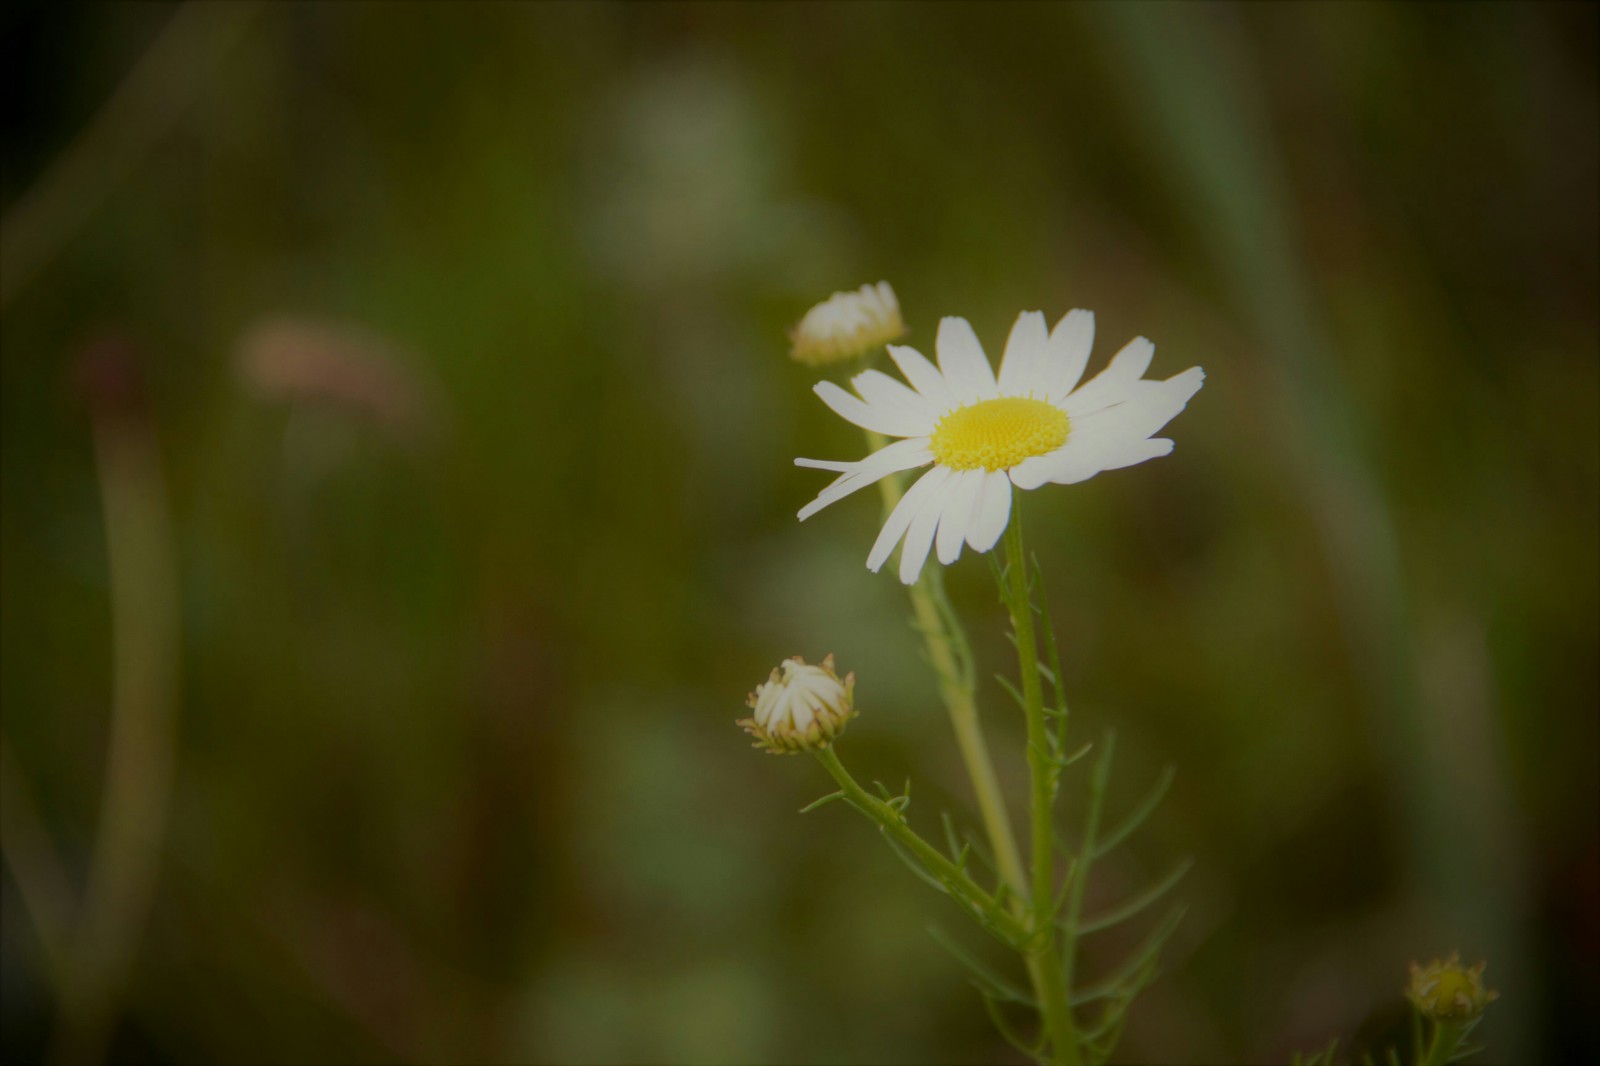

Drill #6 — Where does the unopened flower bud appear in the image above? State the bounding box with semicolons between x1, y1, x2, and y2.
1406;953;1498;1021
739;654;856;754
789;282;905;367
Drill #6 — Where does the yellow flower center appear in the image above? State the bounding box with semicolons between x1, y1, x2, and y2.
929;397;1070;472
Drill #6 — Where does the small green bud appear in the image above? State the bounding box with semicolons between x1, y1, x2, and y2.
1406;952;1498;1021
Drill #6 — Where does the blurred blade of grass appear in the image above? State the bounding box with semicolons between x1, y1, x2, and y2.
46;336;183;1065
0;1;261;312
1091;2;1528;1054
0;736;74;981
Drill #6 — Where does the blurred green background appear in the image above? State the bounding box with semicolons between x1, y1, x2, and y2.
2;2;1595;1063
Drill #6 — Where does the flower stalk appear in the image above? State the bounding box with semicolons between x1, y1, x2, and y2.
1418;1020;1472;1066
866;429;1029;907
1002;507;1080;1066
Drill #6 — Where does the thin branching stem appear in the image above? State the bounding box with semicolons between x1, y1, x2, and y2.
865;429;1029;909
811;746;1031;947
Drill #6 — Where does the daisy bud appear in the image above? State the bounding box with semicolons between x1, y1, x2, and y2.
1406;953;1498;1021
739;655;857;754
789;281;906;367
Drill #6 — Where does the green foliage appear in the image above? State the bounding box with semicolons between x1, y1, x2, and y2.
818;530;1190;1064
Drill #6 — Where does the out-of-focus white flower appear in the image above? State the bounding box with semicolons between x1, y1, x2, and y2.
789;282;906;367
739;655;856;754
236;316;438;442
795;310;1204;584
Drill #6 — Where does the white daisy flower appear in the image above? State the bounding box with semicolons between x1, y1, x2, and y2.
789;281;906;367
795;310;1204;584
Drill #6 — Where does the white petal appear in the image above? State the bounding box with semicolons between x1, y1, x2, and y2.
851;369;939;421
1015;363;1198;491
787;689;815;731
1008;450;1057;491
936;317;999;403
997;311;1049;395
797;438;933;520
1021;432;1175;487
1069;367;1203;440
795;457;853;472
936;468;986;565
1039;309;1095;401
898;479;952;585
887;344;956;409
867;466;953;573
1062;336;1154;415
1104;436;1175;469
1062;436;1175;483
773;687;798;729
814;380;934;437
965;470;1013;553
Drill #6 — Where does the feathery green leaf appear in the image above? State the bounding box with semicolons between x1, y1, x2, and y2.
1077;858;1193;934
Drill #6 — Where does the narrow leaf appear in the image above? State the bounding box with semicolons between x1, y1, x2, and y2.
941;810;963;862
995;673;1027;711
1050;856;1078;922
1070;905;1186;1006
799;790;845;814
879;833;949;896
962;829;999;879
1077;858;1193;934
1061;740;1095;767
980;991;1048;1064
1094;765;1175;859
926;924;1036;1007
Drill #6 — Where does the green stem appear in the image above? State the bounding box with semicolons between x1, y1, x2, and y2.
913;571;1028;898
1002;509;1079;1066
865;431;1028;908
57;411;181;1066
1419;1018;1470;1066
811;746;1030;946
